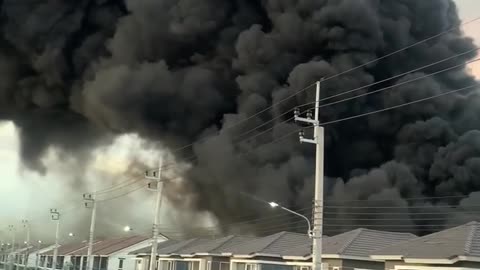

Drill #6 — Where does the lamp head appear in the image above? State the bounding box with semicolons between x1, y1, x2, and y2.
269;202;279;208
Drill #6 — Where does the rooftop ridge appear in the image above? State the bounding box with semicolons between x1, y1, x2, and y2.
359;228;416;237
260;231;288;252
212;235;236;251
338;228;363;254
464;222;478;255
371;222;480;257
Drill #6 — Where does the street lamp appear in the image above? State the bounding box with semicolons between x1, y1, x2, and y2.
123;226;132;232
68;233;75;237
269;201;313;238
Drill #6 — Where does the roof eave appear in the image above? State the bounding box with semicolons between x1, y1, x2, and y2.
403;258;455;264
282;256;309;261
370;255;403;260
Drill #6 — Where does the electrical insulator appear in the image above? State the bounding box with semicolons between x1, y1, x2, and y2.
299;130;305;142
306;110;313;120
294;107;300;118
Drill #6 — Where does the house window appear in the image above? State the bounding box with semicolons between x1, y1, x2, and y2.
168;261;176;270
118;258;125;270
219;262;229;270
188;261;200;270
177;261;189;270
260;264;293;270
56;256;65;269
100;257;108;270
245;264;257;270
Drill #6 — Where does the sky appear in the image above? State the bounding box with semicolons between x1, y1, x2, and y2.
0;0;479;244
457;0;480;76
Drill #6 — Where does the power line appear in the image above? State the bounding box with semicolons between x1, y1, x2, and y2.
317;16;480;83
319;47;480;102
97;49;480;195
318;57;480;108
322;211;480;215
320;83;478;126
94;177;141;195
324;204;480;209
130;15;480;176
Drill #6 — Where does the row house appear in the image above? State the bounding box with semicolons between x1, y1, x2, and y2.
129;229;415;270
3;235;163;270
371;221;480;270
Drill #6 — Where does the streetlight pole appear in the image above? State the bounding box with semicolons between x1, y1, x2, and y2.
22;220;30;270
268;202;313;237
8;225;15;270
50;209;61;270
145;154;165;270
294;80;325;270
83;194;96;270
35;240;42;270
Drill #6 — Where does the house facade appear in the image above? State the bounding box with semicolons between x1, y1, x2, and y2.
371;222;480;270
1;235;163;270
281;228;416;270
130;229;418;270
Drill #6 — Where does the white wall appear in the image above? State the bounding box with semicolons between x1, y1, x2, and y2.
107;237;167;270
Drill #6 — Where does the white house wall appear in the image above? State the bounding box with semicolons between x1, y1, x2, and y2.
107;237;167;270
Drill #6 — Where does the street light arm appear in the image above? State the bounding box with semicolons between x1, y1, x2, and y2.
280;206;313;237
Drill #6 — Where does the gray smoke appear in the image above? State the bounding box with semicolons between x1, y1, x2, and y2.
1;0;480;236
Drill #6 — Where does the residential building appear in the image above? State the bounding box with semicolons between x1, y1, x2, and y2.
130;229;416;270
40;242;91;269
129;240;178;270
26;244;56;269
34;235;160;270
227;231;313;270
282;228;416;270
371;221;480;270
130;235;259;270
67;235;153;270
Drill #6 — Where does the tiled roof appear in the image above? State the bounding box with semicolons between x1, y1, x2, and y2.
229;232;310;257
372;221;480;260
129;240;178;255
178;235;258;255
41;242;93;256
157;239;211;255
70;235;149;256
323;228;416;257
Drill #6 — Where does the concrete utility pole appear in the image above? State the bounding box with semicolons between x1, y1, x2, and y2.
35;240;42;270
22;220;30;270
83;193;96;270
50;209;60;270
145;154;165;270
8;225;15;270
294;80;325;270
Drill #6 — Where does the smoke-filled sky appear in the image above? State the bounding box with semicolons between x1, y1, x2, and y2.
1;0;480;244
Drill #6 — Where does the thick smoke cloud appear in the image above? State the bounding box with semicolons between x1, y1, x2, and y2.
1;0;480;236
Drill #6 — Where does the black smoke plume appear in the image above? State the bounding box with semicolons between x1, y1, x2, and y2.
1;0;480;236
